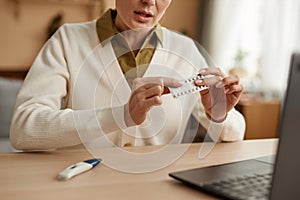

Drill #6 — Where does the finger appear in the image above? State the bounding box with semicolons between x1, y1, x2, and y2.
132;77;163;91
225;84;244;94
142;83;163;91
215;75;240;89
219;75;240;88
195;78;205;86
195;76;222;87
133;85;162;101
133;77;181;96
161;77;182;88
133;83;162;93
143;85;163;98
199;67;226;77
134;77;182;88
199;88;209;96
134;96;162;113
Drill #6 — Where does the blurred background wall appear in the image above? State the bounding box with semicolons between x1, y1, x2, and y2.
0;0;201;70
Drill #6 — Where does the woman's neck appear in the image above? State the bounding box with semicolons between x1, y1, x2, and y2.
115;14;153;53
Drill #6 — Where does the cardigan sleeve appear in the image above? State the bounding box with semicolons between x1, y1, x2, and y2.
192;96;246;142
10;26;124;151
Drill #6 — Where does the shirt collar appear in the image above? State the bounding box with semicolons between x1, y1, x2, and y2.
96;9;163;46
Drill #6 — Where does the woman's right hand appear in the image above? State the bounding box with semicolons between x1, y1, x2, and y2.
125;77;181;126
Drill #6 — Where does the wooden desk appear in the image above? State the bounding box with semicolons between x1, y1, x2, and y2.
236;99;281;139
0;139;277;200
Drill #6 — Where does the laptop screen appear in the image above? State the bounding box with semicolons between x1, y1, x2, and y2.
270;53;300;199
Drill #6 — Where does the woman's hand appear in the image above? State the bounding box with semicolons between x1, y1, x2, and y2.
195;67;244;122
125;77;181;126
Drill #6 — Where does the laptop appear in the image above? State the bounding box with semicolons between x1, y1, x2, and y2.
169;53;300;200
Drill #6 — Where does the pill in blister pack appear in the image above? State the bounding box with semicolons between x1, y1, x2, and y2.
169;74;209;98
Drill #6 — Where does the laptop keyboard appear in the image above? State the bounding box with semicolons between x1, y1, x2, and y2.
201;172;272;200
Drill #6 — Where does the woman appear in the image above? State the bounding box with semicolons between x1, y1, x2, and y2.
10;0;245;150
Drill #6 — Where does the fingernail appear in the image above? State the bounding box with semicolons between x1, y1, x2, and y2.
195;79;203;84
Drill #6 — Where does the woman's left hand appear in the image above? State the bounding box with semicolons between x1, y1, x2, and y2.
195;67;244;122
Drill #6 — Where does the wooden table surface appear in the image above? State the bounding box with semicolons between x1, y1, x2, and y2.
0;139;278;200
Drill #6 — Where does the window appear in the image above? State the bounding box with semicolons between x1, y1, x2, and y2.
200;0;300;97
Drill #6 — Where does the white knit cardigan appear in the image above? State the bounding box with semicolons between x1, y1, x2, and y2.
10;20;245;150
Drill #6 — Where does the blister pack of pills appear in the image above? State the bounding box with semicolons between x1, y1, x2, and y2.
169;74;209;98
